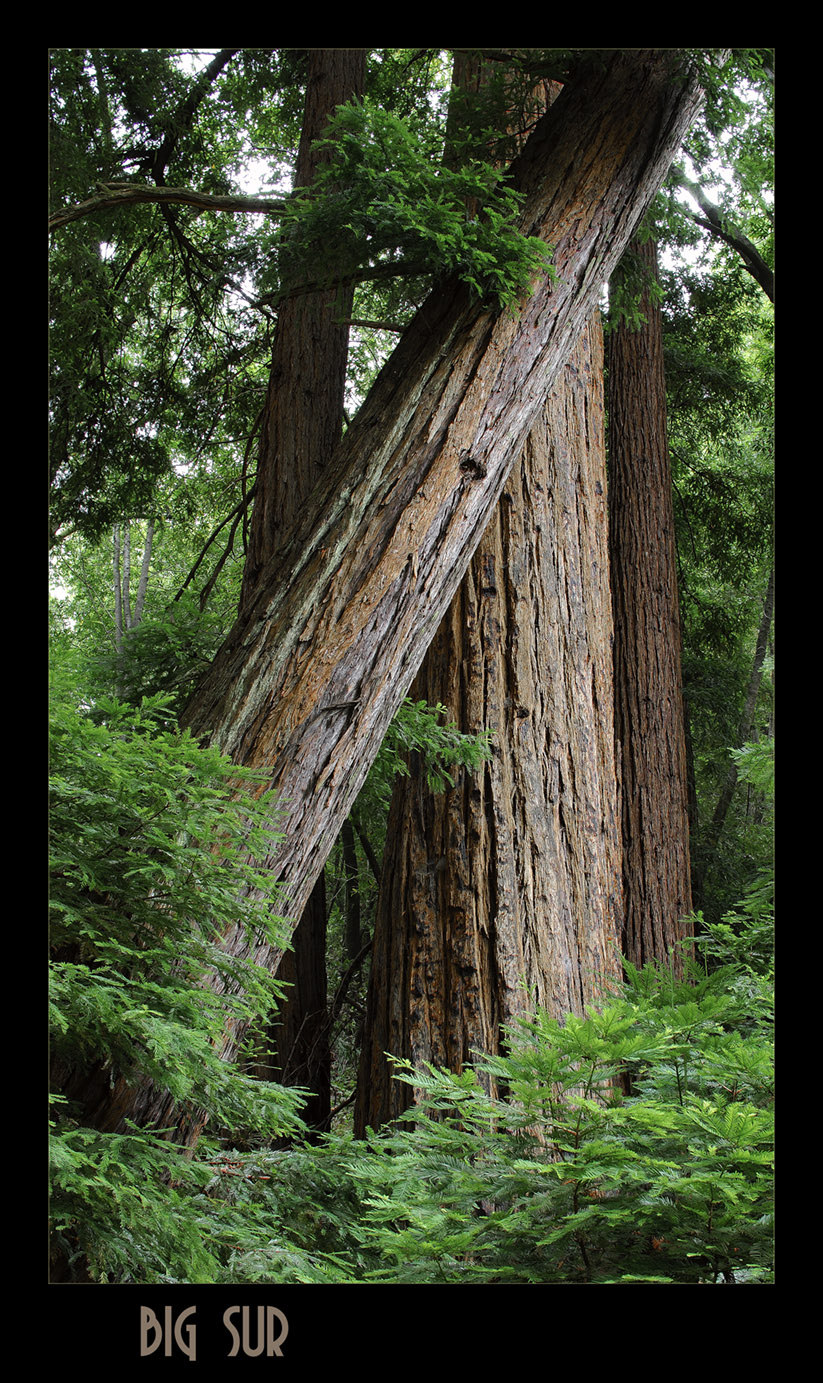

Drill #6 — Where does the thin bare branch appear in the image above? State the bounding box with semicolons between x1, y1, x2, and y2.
49;183;289;233
672;168;774;302
147;48;242;183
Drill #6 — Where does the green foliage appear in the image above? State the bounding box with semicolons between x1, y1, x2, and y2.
49;1121;225;1284
604;240;665;333
49;667;308;1280
269;97;555;312
657;158;773;924
694;738;774;985
732;737;774;798
50;674;773;1285
337;917;773;1285
49;51;559;552
90;588;232;718
193;899;773;1287
49;48;775;1287
48;680;300;1098
49;49;275;548
193;1140;375;1284
364;697;493;810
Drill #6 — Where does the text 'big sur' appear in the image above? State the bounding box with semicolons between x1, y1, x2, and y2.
139;1305;288;1361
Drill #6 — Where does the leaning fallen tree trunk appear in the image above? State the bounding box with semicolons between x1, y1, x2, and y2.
86;51;706;1139
184;51;705;916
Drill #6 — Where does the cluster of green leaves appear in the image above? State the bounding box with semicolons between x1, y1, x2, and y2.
196;736;775;1288
49;664;308;1281
651;68;774;924
49;49;278;548
693;739;774;984
47;658;494;1281
190;1141;372;1284
340;950;772;1284
268;96;555;312
50;493;252;727
48;48;774;1286
605;238;666;333
49;49;563;557
192;892;772;1286
363;697;493;810
671;296;773;923
91;588;234;719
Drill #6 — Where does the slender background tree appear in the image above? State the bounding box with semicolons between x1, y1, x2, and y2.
608;235;693;974
238;49;366;1139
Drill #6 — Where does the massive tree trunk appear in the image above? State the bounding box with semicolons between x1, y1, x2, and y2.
354;58;621;1133
79;50;704;1141
355;310;622;1132
184;51;703;907
608;236;693;973
239;49;366;610
238;48;366;1136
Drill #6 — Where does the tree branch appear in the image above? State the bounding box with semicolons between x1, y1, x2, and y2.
328;937;373;1032
49;183;289;233
257;257;433;312
344;317;407;335
672;168;774;302
173;485;257;608
147;48;241;183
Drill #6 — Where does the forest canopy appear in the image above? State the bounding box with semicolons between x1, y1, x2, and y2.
49;48;773;1295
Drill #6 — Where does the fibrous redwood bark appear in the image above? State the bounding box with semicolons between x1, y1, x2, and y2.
239;49;366;610
354;58;620;1132
90;50;705;1140
239;50;366;1133
608;236;693;972
355;311;623;1132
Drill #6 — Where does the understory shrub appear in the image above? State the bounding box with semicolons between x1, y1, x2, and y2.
198;905;772;1286
49;673;307;1282
50;668;773;1285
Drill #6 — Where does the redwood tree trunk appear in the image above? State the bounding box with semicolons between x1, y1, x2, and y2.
608;236;693;972
240;51;366;1130
183;51;703;918
354;58;620;1132
239;49;365;609
86;51;704;1141
355;312;622;1132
